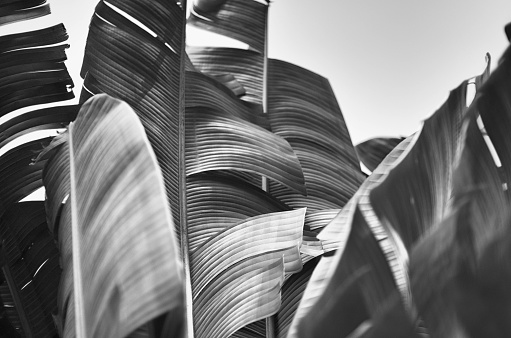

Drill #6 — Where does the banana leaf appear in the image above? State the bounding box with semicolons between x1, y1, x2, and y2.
0;1;50;26
185;71;268;128
288;55;491;337
0;202;60;337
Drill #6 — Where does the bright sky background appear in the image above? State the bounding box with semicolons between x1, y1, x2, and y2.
4;0;511;145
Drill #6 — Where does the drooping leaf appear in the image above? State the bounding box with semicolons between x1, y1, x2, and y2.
355;137;406;172
43;94;185;337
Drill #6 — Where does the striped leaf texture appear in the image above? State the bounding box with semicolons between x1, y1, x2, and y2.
5;0;510;337
267;59;365;212
43;94;185;337
0;202;61;337
188;0;269;53
80;0;186;233
192;209;305;338
0;0;50;26
0;25;74;119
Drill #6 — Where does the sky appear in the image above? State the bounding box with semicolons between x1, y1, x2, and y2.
4;0;511;145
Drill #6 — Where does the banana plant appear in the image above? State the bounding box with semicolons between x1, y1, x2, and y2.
2;0;511;337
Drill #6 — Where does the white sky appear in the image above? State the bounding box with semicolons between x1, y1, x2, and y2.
3;0;511;145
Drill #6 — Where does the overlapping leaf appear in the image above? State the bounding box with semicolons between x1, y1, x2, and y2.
288;55;491;338
0;25;74;118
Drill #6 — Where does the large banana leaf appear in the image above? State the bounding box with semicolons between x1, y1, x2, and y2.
192;209;305;338
0;202;60;337
188;0;269;53
287;55;491;337
80;0;186;234
0;0;50;26
42;94;185;337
